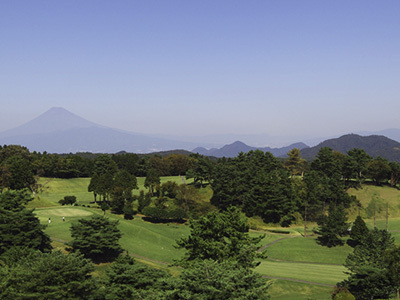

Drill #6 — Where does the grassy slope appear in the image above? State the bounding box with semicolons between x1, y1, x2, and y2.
31;177;400;299
267;280;333;300
265;236;352;264
348;183;400;220
29;176;193;208
257;260;346;286
35;206;188;263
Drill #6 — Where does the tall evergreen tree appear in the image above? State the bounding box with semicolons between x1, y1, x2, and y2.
144;169;160;196
69;215;123;263
163;259;270;300
103;255;167;300
0;190;52;256
347;216;369;248
284;148;307;176
176;207;264;268
341;228;395;299
316;204;349;247
0;251;98;299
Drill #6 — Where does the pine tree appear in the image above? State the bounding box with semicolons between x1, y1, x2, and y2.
347;216;369;247
176;207;265;268
316;204;349;247
69;215;123;263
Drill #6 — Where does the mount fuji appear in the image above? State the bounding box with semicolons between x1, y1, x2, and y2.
0;107;203;153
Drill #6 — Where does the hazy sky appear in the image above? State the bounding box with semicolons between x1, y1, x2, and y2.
1;1;399;140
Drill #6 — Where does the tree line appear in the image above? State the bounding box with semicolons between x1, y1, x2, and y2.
201;147;400;226
0;145;194;191
2;144;400;226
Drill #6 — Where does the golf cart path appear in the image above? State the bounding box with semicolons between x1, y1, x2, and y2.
257;236;296;252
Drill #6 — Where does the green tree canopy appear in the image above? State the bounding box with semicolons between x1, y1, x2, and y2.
343;148;372;186
58;195;77;206
367;156;391;185
316;204;349;247
284;148;307;176
341;228;395;299
144;168;160;196
69;215;123;263
186;154;214;187
0;250;98;300
211;150;296;226
311;147;342;178
162;259;270;300
347;216;369;248
176;207;264;268
110;169;138;214
103;255;167;300
383;245;400;299
0;145;36;191
0;190;52;256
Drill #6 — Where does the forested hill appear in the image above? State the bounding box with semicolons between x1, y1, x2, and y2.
192;141;309;158
300;134;400;162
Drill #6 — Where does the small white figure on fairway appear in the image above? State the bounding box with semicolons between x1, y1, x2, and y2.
48;218;51;224
62;216;65;222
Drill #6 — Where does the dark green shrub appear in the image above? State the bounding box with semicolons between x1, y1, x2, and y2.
58;195;77;206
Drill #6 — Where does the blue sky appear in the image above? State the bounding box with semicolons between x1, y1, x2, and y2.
1;1;399;143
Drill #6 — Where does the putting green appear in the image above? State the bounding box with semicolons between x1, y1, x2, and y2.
35;207;94;218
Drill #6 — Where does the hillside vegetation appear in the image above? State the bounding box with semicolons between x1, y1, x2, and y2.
28;176;400;299
3;144;400;299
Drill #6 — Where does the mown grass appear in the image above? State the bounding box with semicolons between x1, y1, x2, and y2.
37;205;341;298
30;176;194;207
267;280;333;300
35;206;95;241
256;260;346;286
116;215;187;263
348;183;400;220
29;177;93;207
35;205;188;263
265;236;352;265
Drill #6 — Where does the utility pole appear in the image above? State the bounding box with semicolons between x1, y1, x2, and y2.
304;201;307;238
386;202;389;231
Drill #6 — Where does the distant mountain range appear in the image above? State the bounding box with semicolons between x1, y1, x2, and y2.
300;134;400;162
193;141;309;158
2;107;400;160
0;108;203;153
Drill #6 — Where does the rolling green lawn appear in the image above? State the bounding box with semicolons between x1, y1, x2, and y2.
28;177;93;208
35;206;188;263
265;235;352;265
36;205;340;298
29;177;400;299
348;184;400;220
266;280;333;300
256;260;346;286
28;176;193;208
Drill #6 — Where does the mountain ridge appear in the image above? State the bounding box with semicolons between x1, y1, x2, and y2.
300;134;400;162
2;107;400;157
192;140;309;158
0;107;100;138
0;108;202;153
